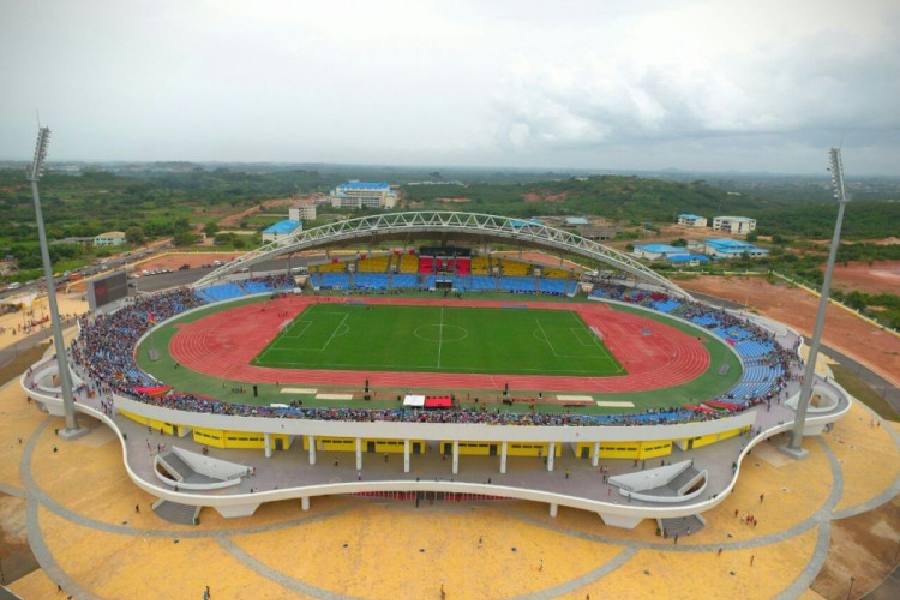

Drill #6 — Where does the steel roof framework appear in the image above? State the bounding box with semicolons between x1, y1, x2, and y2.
195;211;689;297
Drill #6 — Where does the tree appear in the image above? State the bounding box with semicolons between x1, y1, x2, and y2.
746;231;759;242
125;226;145;244
173;231;196;247
203;220;219;237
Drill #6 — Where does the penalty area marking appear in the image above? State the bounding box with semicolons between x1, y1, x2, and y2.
282;321;310;338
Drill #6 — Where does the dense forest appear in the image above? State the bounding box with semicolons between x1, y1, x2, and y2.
401;176;900;239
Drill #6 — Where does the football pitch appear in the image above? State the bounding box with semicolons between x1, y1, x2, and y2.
251;303;625;376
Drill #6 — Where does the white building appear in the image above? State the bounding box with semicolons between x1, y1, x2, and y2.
677;213;707;227
330;181;397;209
94;231;126;246
712;216;756;234
289;203;317;222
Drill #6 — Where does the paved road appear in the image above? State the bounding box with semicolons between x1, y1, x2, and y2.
130;257;300;293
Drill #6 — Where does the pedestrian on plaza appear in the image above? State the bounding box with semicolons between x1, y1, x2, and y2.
135;504;140;514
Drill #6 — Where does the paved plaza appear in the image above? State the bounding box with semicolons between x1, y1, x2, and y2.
1;372;896;599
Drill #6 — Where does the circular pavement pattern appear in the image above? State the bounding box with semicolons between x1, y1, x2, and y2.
2;377;898;599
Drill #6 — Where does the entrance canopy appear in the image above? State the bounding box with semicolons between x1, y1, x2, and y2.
424;395;452;408
403;394;426;408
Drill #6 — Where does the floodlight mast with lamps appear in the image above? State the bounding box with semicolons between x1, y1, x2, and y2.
27;126;81;434
786;148;849;455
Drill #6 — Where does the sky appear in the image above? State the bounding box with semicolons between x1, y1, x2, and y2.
1;0;899;174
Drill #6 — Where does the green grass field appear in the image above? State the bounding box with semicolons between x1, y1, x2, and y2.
251;304;625;376
136;294;742;414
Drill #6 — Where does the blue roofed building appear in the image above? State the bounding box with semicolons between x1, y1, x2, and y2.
677;213;707;227
704;238;769;258
667;254;710;266
509;218;543;228
330;181;398;209
633;243;688;260
262;219;302;243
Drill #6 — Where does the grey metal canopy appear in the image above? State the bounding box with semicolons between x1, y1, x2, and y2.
195;211;689;298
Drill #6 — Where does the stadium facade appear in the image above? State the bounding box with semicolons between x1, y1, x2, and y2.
22;212;850;530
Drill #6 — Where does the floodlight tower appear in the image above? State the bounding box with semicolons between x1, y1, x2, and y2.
785;148;849;457
27;126;83;437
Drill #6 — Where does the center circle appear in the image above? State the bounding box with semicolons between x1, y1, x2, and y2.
413;323;468;342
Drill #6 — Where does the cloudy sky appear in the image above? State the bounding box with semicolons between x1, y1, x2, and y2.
1;0;898;174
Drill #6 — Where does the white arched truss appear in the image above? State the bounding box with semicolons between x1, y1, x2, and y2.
195;211;690;297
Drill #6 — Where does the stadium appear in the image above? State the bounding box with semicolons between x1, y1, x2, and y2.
21;212;850;531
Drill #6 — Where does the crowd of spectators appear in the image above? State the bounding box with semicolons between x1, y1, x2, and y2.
66;277;798;428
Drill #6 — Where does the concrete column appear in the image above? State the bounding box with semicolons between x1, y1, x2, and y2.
308;435;316;465
452;440;459;475
301;496;310;511
500;441;508;474
549;503;558;517
355;437;362;471
263;433;272;458
592;442;600;467
403;439;410;473
547;443;555;472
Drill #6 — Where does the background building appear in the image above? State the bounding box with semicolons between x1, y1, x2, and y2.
330;181;398;209
633;243;687;260
0;255;18;275
712;216;756;234
704;238;769;258
93;231;126;246
262;219;301;243
677;213;707;227
289;201;317;222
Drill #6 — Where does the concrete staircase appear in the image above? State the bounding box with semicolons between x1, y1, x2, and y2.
659;514;705;538
152;499;201;526
664;465;703;496
158;451;219;484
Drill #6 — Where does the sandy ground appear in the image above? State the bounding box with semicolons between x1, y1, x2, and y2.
1;385;896;598
680;276;900;387
217;197;296;228
812;497;900;599
0;293;88;351
828;261;900;295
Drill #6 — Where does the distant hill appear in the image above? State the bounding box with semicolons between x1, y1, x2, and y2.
402;175;900;239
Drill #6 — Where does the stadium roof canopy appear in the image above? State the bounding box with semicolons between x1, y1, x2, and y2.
195;211;691;298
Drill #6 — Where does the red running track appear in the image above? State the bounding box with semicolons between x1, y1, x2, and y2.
168;296;710;393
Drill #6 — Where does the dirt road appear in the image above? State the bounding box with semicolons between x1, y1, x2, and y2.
680;275;900;387
828;260;900;295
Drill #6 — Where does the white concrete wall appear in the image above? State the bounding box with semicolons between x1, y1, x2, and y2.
113;394;758;444
171;446;250;480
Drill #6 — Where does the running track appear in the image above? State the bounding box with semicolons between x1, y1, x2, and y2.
168;296;710;393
